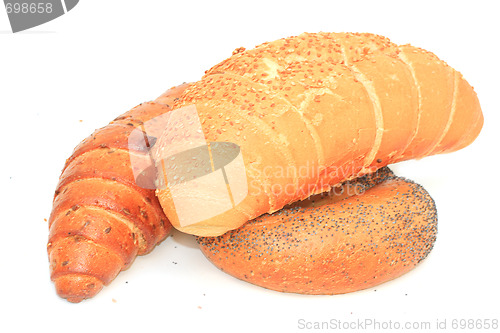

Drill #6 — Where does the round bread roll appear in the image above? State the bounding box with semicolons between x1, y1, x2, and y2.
197;168;437;294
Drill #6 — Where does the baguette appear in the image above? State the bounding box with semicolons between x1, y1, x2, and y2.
156;32;482;236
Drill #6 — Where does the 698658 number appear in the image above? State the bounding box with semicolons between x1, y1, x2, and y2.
5;2;53;14
451;318;498;330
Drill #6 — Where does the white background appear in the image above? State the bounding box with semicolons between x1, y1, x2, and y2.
1;1;499;332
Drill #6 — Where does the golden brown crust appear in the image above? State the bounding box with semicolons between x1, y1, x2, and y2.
395;45;455;160
197;169;438;294
157;32;481;236
48;84;189;302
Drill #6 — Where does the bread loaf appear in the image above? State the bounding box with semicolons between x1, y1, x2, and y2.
156;32;482;236
197;167;438;294
48;84;189;302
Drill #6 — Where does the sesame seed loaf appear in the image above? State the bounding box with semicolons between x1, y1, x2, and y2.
156;32;481;236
